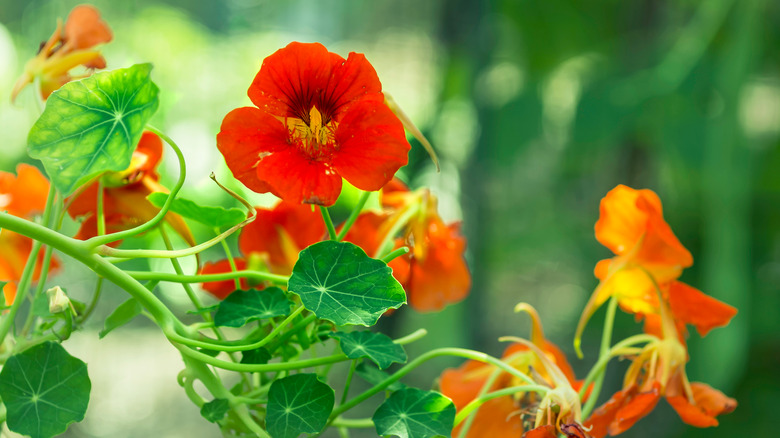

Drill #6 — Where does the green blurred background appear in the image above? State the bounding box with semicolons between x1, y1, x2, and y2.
0;0;777;436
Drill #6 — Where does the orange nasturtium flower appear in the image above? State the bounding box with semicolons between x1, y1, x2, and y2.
585;298;737;436
576;185;694;346
439;304;586;438
67;132;194;247
199;201;325;299
217;41;411;206
0;164;60;304
11;5;112;102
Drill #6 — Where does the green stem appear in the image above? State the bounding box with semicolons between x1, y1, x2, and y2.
126;270;289;286
78;277;106;324
176;343;350;373
578;334;657;402
340;360;357;406
457;367;502;438
580;296;618;418
85;125;185;248
454;385;549;426
381;246;409;263
216;227;241;290
336;191;371;241
331;348;536;419
320;206;337;240
374;203;419;259
96;180;106;236
330;418;374;428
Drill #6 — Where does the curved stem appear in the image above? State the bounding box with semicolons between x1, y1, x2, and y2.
176;342;350;373
126;269;289;286
380;246;409;263
320;206;337;240
336;191;371;241
580;296;618;417
578;334;658;402
454;384;549;426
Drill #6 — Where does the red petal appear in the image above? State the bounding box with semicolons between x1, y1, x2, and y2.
332;99;410;191
217;107;288;195
255;148;342;205
667;281;737;337
199;259;249;300
326;51;383;120
585;384;660;437
524;425;557;438
136;131;163;175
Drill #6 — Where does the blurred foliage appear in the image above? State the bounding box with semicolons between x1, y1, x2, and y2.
1;0;778;436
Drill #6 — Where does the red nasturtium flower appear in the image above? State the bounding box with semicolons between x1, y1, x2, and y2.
199;201;324;299
217;41;411;206
11;5;112;102
439;304;585;437
67;132;194;247
0;164;60;304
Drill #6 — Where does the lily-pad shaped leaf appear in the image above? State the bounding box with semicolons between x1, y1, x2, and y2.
330;331;407;369
373;388;456;438
355;362;407;392
27;63;159;195
201;398;230;423
240;347;271;365
214;287;292;328
266;373;335;438
147;192;245;229
99;297;142;338
0;342;91;438
288;241;406;326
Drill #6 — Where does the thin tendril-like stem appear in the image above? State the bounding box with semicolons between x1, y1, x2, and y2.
320;206;337;240
336;191;371;241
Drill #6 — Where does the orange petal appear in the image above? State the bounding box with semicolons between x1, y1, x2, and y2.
585;383;661;437
524;425;556;438
199;259;249;300
667;281;737;337
64;5;112;50
666;382;736;428
0;164;50;218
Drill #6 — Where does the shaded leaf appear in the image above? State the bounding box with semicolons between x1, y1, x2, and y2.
201;398;230;423
373;388;456;438
0;342;91;438
266;374;335;438
330;331;407;369
355;362;407;392
27;64;159;195
214;287;292;328
147;192;245;229
99;297;141;338
241;347;271;365
288;241;405;326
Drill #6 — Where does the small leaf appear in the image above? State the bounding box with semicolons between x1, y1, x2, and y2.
373;388;456;438
0;342;91;438
241;347;271;365
355;362;407;392
147;192;245;229
288;241;406;326
266;374;335;438
201;398;230;423
330;331;407;369
214;287;292;328
27;64;159;195
99;297;142;338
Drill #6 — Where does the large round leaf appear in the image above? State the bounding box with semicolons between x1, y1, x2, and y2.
0;341;91;438
27;63;159;195
288;241;406;326
330;330;407;369
266;374;335;438
373;388;456;438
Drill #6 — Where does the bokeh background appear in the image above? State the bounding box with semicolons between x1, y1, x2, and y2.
0;0;778;436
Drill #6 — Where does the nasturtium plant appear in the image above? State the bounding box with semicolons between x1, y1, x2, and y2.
330;330;407;369
147;192;245;229
214;287;293;327
356;362;408;392
288;241;406;326
27;63;159;195
372;388;456;438
99;297;142;338
240;347;271;365
200;398;230;423
0;342;91;438
265;373;335;438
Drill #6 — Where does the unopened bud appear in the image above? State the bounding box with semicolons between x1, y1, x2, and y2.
47;286;70;314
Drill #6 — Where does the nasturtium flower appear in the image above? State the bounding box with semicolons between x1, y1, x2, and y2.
67;132;194;247
11;5;112;102
0;164;59;304
217;41;410;206
199;258;249;300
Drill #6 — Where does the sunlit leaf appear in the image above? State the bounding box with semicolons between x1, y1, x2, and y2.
201;398;230;423
147;192;245;229
288;241;405;326
330;331;407;369
373;388;456;438
266;374;335;438
99;297;141;338
0;342;91;438
214;287;292;328
27;64;159;195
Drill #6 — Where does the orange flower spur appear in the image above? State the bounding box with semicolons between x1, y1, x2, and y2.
67;132;194;247
0;164;60;304
11;5;112;102
575;185;694;351
217;42;411;206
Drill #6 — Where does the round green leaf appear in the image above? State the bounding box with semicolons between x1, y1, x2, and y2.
214;287;293;328
288;241;406;326
201;398;230;423
373;388;456;438
0;342;91;438
240;347;271;365
330;331;407;369
27;63;160;195
266;374;335;438
147;192;245;229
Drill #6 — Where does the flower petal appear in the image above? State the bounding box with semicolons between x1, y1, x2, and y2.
585;384;660;438
199;258;249;300
0;164;51;218
666;382;736;428
64;5;112;50
525;425;557;438
667;281;737;337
